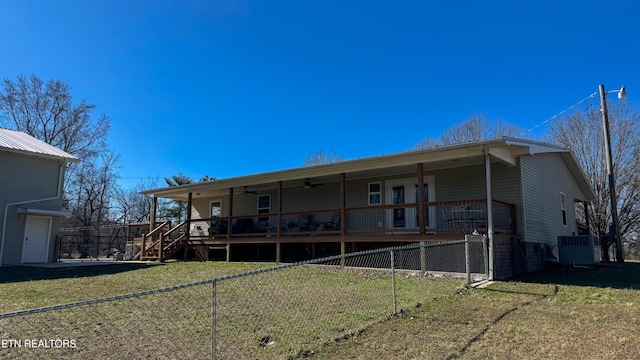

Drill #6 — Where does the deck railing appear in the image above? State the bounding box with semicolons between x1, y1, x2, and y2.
184;199;514;242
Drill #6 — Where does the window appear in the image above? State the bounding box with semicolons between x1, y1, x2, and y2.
210;200;222;218
368;182;382;205
257;195;271;222
560;193;567;226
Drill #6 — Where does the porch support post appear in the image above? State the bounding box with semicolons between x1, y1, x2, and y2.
484;151;495;281
417;163;425;234
158;232;164;263
227;187;233;238
276;181;283;264
340;173;346;237
142;195;157;260
340;173;346;267
227;187;234;262
184;193;192;261
277;181;283;238
150;196;157;230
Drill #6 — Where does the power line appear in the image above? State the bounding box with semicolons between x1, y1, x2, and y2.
519;91;598;137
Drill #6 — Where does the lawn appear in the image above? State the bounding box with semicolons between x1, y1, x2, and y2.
0;261;266;312
1;261;639;359
313;262;640;359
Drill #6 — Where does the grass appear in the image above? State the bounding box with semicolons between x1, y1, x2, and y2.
0;262;266;312
313;262;640;359
1;261;640;359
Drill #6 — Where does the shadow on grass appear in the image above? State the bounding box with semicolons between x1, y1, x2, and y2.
0;263;162;283
511;261;640;290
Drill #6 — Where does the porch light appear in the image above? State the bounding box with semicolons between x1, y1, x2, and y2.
599;84;626;263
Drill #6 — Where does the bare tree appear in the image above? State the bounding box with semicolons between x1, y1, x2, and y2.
493;119;526;138
112;178;159;225
440;114;491;144
63;150;120;257
199;175;217;182
303;150;345;166
0;75;110;161
546;102;640;261
415;115;529;149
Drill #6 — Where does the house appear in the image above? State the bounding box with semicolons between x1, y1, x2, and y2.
139;137;596;279
0;129;79;265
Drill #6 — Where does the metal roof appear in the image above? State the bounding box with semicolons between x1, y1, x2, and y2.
142;137;595;202
0;128;79;162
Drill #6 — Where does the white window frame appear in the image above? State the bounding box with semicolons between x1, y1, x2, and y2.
257;194;271;222
560;192;567;226
210;199;223;218
368;181;382;205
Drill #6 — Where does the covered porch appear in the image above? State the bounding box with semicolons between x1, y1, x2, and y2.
138;139;525;273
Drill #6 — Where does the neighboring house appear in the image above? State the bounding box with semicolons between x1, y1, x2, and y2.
0;129;78;265
139;137;596;279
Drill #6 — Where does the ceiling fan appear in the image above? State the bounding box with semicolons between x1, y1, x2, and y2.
304;178;323;188
235;186;257;195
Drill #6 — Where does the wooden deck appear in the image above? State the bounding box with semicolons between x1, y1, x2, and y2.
134;199;514;262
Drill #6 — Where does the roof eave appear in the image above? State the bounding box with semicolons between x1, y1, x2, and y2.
141;137;585;199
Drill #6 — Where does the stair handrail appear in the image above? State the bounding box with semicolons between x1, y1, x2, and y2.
141;221;171;257
164;220;187;239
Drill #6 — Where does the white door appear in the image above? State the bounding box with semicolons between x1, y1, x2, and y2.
22;216;52;263
386;177;435;232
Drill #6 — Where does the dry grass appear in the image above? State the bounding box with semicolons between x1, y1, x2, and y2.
0;262;266;312
2;261;640;359
0;262;464;359
312;263;640;359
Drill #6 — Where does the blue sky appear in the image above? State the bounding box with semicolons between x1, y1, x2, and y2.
1;1;638;189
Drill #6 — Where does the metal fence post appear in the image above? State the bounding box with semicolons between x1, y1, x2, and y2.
483;235;489;280
465;235;471;286
211;280;217;360
420;241;426;273
390;249;397;315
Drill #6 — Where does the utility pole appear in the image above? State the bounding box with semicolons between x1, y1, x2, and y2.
599;84;624;263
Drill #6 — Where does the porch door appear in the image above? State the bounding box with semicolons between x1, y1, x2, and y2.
386;177;435;232
22;215;52;263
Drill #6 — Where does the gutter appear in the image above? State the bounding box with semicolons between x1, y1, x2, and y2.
0;164;65;265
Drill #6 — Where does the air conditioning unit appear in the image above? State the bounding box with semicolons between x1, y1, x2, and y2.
557;235;600;265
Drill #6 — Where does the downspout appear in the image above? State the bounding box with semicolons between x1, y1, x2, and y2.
483;148;495;280
0;163;65;265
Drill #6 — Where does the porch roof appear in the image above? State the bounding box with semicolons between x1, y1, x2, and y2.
141;137;595;201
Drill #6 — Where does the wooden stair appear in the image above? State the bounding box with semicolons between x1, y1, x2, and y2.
137;220;187;262
162;235;187;259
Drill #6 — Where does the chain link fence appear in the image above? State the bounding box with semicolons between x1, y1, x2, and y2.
0;236;486;359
